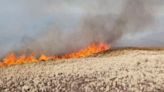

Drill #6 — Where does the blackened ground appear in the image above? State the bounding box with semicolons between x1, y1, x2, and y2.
0;48;164;92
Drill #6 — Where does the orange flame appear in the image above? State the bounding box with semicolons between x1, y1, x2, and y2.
0;43;110;67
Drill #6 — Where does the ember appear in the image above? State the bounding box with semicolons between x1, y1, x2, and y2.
0;43;110;67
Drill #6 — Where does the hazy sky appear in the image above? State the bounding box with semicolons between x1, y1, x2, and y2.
0;0;123;53
0;0;164;56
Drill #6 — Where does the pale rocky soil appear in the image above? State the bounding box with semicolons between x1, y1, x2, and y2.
0;48;164;92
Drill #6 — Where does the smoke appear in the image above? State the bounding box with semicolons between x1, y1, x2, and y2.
0;0;163;57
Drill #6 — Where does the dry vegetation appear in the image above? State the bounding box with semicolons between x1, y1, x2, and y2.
1;48;164;92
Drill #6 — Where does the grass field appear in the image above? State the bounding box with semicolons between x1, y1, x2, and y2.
1;48;164;92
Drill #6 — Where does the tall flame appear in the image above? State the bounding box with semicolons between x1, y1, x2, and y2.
0;43;110;67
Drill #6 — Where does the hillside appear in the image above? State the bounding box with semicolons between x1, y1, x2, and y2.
1;48;164;92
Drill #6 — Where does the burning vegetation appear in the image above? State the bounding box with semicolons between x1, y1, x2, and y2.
0;0;155;68
0;43;110;67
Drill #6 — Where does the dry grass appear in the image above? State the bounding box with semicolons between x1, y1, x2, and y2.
1;48;164;92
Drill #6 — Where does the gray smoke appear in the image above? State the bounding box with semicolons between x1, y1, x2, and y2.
0;0;163;57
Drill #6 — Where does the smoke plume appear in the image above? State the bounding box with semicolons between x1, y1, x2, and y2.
0;0;163;57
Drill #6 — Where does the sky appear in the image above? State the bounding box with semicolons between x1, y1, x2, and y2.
0;0;164;56
0;0;124;55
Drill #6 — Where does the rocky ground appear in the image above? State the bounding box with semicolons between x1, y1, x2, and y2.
0;48;164;92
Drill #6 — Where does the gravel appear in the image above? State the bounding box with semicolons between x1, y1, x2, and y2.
1;49;164;92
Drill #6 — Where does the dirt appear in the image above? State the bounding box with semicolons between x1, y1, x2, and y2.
1;48;164;92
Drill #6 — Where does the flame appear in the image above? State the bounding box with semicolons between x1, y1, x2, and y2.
0;43;110;67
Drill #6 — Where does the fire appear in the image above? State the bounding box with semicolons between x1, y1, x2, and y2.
0;43;110;67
